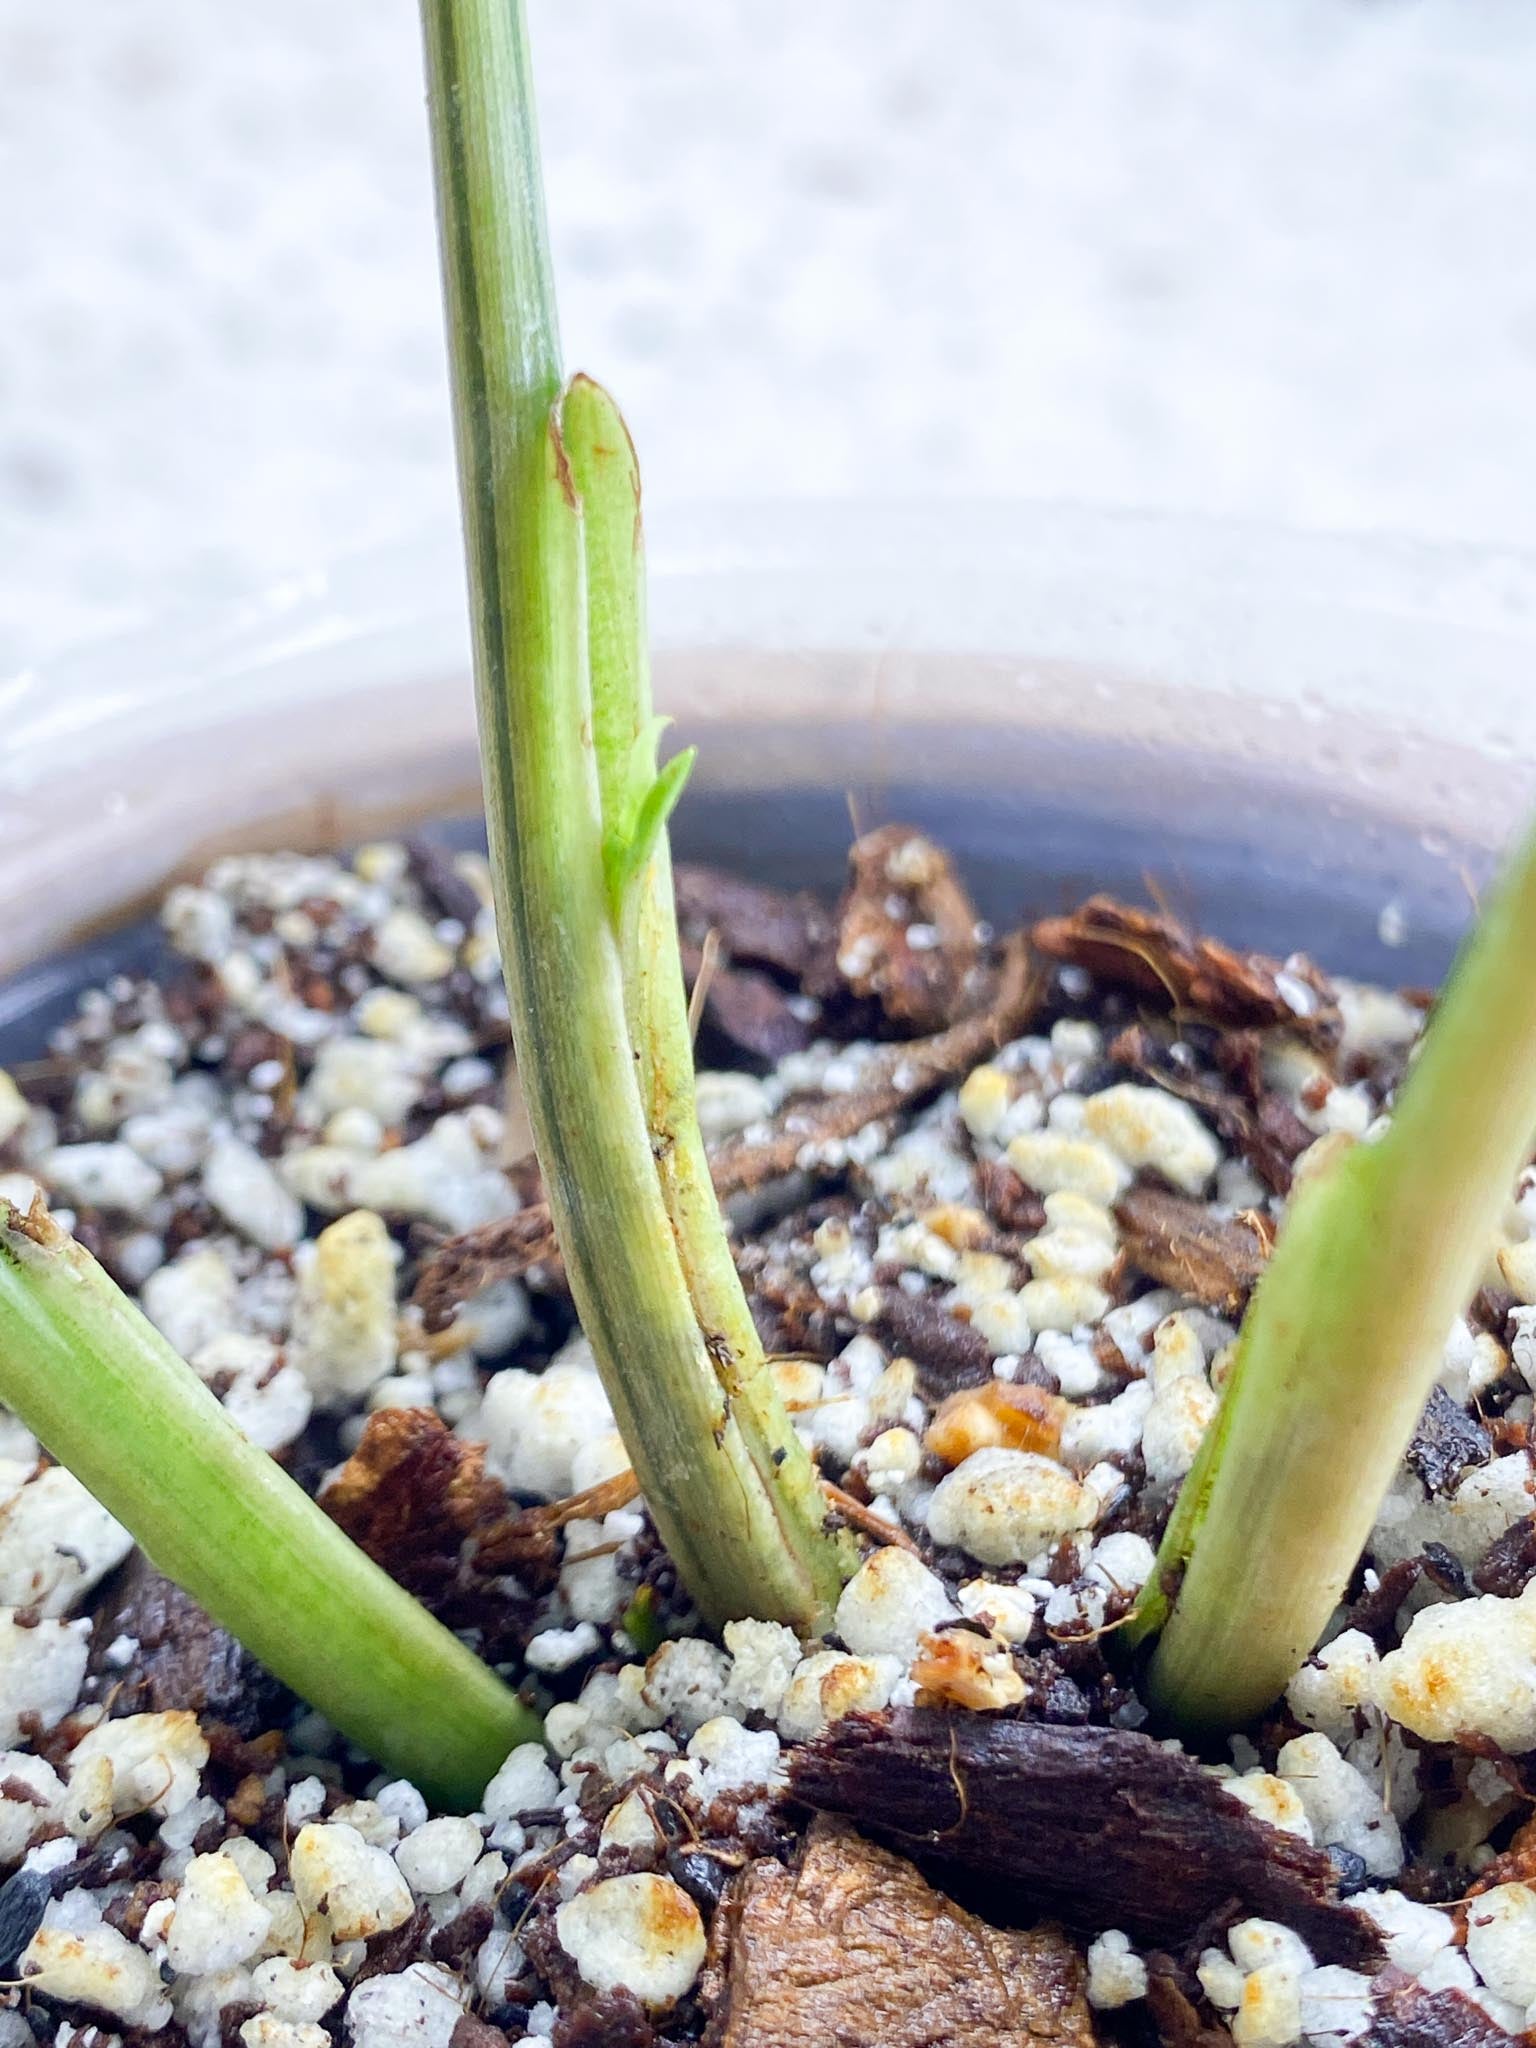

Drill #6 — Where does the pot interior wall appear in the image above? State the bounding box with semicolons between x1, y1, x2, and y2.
0;732;1471;1062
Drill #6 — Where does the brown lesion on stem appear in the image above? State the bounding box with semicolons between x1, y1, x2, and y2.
1;1191;66;1255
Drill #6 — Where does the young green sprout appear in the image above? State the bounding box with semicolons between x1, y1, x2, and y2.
418;0;852;1630
1131;817;1536;1732
0;1197;538;1809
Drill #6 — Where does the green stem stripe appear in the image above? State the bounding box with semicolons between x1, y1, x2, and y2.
562;375;853;1623
1137;818;1536;1731
0;1201;537;1808
419;0;849;1628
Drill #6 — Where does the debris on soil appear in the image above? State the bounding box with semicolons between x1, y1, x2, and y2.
707;930;1041;1193
414;927;1042;1326
1033;895;1341;1047
673;864;833;983
1405;1386;1494;1498
701;1814;1097;2048
809;825;986;1034
413;1203;561;1330
0;1867;50;1975
680;939;816;1064
6;833;1536;2048
860;1287;997;1395
1115;1183;1271;1313
1362;1978;1518;2048
319;1405;510;1594
87;1554;288;1736
1107;1022;1315;1196
791;1709;1381;1964
1473;1517;1536;1598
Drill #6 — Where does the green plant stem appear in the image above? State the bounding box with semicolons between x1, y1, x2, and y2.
1136;819;1536;1732
419;0;849;1629
0;1201;536;1808
561;377;853;1621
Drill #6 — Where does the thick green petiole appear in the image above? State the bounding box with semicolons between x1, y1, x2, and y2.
562;377;853;1625
0;1200;538;1808
1134;818;1536;1731
419;0;851;1629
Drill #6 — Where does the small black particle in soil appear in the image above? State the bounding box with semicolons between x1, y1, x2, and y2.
1325;1845;1373;1897
668;1847;731;1911
0;1866;51;1974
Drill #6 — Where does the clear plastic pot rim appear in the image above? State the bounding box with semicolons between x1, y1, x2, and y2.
3;499;1535;979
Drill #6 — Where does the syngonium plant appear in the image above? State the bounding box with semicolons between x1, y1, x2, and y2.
416;0;854;1634
1126;820;1536;1729
1;0;1533;1821
0;0;850;1814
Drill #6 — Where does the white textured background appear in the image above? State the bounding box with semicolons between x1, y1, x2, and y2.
3;0;1536;672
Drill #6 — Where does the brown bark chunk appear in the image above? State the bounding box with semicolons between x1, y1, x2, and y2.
1464;1812;1536;1898
1474;1516;1536;1598
680;939;815;1063
1115;1183;1271;1313
1406;1386;1493;1498
89;1554;288;1738
976;1155;1048;1234
1363;1979;1517;2048
790;1709;1379;1965
673;864;832;981
552;1990;658;2048
405;837;483;931
1108;1023;1312;1196
715;931;1041;1194
319;1408;511;1589
1346;1549;1466;1642
863;1288;996;1396
701;1815;1096;2048
810;825;984;1034
412;1205;561;1331
1034;895;1340;1047
450;2019;521;2048
1142;1954;1234;2048
351;1905;433;1987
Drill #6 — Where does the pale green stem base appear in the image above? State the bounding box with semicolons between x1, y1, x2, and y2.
1139;820;1536;1730
0;1202;538;1808
420;0;850;1631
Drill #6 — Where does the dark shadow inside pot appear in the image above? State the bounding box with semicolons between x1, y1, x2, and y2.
0;733;1472;1061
